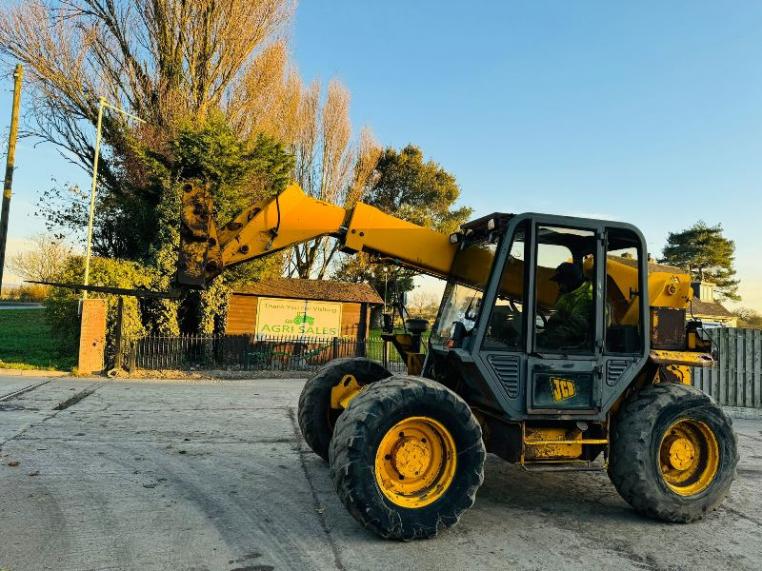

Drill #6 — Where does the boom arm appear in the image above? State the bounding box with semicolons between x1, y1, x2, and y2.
177;180;457;287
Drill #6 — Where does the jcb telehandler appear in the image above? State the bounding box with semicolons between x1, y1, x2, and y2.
177;180;737;540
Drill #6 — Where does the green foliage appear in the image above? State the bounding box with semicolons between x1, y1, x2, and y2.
0;309;76;371
45;256;156;356
136;115;294;333
142;114;294;221
659;221;740;301
334;145;471;302
0;284;48;302
365;145;472;234
136;115;294;274
39;115;296;336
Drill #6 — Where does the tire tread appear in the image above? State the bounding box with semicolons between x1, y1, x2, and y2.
609;383;738;523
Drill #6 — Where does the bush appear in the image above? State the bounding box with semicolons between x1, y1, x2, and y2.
17;284;50;302
0;284;49;302
46;256;157;360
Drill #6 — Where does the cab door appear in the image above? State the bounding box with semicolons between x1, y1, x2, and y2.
599;226;648;410
526;221;604;414
476;221;530;419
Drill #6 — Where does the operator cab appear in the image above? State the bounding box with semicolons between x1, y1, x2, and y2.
426;212;649;422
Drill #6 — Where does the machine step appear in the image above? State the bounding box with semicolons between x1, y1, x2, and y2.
520;459;607;473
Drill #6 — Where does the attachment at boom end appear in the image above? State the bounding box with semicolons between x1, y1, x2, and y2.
177;180;222;288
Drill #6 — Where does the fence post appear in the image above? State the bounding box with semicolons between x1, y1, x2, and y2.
356;302;368;357
127;339;136;372
332;336;339;360
751;329;762;408
111;296;125;370
357;335;365;358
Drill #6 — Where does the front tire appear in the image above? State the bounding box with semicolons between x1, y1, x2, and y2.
329;376;485;540
609;383;738;522
298;357;391;461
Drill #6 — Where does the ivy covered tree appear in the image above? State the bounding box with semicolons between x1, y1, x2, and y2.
40;114;293;335
138;114;294;334
0;0;301;334
659;221;740;301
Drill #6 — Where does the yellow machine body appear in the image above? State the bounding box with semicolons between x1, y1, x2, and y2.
178;179;717;469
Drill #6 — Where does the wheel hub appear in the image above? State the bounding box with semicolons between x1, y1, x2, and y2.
658;418;720;496
392;436;431;478
667;437;696;471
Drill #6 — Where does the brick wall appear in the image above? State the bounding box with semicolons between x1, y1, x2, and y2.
78;299;107;374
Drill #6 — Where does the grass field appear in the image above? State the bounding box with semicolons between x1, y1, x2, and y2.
0;309;76;371
368;327;433;341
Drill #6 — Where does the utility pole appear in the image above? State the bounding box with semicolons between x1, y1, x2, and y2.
0;64;23;293
82;96;144;299
82;96;105;299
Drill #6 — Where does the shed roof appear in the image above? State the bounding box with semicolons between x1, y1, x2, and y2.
690;297;734;318
233;278;384;304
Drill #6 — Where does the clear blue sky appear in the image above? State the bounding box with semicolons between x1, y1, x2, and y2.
2;1;761;309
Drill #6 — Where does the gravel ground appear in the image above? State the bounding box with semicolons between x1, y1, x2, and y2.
0;375;761;571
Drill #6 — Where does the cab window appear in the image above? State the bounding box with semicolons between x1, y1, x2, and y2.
605;229;643;353
534;225;596;354
430;236;499;346
483;223;527;350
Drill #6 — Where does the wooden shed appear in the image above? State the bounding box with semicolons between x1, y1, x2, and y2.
226;278;384;341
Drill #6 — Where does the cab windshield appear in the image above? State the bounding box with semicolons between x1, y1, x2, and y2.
430;236;499;346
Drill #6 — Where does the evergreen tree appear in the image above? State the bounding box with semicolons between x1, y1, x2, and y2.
660;221;740;301
334;145;472;311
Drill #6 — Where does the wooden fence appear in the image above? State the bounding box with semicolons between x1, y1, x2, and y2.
693;328;762;409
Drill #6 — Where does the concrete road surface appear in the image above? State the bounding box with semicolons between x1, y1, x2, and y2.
1;375;761;571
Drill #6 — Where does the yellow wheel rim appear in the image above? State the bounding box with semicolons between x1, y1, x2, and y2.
659;419;720;496
374;416;457;508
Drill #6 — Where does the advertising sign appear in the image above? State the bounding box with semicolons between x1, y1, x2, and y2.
255;297;343;339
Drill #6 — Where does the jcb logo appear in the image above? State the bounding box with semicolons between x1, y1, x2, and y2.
550;377;576;401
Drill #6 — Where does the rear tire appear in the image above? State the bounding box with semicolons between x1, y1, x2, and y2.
609;383;738;522
329;375;485;540
298;357;391;461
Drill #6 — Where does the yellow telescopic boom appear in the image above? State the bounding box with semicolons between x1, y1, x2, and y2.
177;180;457;288
177;179;693;319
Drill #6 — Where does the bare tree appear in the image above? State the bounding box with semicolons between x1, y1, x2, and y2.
8;234;73;282
407;291;438;319
1;1;384;283
0;0;294;189
226;43;303;143
287;79;381;279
